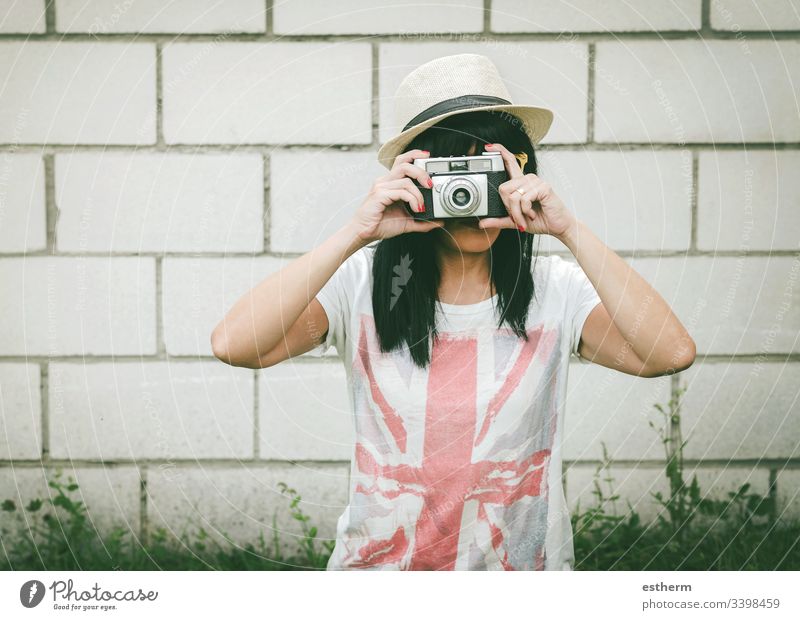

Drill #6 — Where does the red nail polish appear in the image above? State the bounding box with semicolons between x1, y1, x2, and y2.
419;203;425;212
427;179;433;188
485;143;493;148
518;226;525;232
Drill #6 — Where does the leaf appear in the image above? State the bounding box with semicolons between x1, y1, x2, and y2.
1;499;15;512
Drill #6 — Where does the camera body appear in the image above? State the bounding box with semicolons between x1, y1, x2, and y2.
410;151;509;220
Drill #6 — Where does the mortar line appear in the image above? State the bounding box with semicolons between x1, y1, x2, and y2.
265;0;272;35
139;464;149;548
690;150;699;251
44;0;55;33
768;467;779;521
43;154;56;254
371;42;379;147
40;363;49;460
587;43;595;143
1;248;797;259
253;370;260;459
1;352;797;363
701;0;711;32
2;30;800;42
155;43;164;148
2;142;797;152
155;257;165;355
263;152;271;252
1;458;795;468
483;0;491;33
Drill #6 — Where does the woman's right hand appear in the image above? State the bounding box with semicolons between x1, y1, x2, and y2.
349;149;445;245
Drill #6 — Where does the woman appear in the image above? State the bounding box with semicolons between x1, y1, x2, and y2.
211;54;696;570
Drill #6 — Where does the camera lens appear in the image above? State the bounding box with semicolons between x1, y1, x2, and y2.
452;188;471;206
441;177;480;216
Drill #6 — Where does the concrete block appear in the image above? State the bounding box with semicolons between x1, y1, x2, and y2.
259;359;354;460
274;0;482;34
537;149;693;253
0;154;46;253
145;463;349;556
625;256;800;355
0;0;45;33
565;362;672;461
56;0;265;33
595;41;800;143
0;257;156;356
698;149;800;251
711;0;800;30
679;361;800;460
0;42;156;144
55;152;263;253
163;43;372;145
270;149;384;253
0;363;41;460
48;362;254;460
492;0;701;32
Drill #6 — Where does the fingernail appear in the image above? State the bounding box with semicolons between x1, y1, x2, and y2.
485;143;493;148
418;203;425;212
518;225;525;232
421;150;430;154
427;179;433;188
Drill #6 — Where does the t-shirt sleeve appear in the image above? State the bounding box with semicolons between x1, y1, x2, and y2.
562;258;602;364
304;249;361;358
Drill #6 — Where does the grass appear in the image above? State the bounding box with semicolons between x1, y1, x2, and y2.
2;381;798;570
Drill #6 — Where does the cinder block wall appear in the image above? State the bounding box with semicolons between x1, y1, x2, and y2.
1;0;798;555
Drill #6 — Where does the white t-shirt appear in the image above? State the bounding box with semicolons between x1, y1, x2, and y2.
307;242;601;570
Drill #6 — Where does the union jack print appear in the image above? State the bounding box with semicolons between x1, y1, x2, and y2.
331;311;563;570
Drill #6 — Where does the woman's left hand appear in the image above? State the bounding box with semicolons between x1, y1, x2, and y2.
479;142;577;240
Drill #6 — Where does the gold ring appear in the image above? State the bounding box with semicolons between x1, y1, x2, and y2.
515;187;526;196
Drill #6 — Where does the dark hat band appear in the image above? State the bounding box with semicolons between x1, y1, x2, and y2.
401;94;512;132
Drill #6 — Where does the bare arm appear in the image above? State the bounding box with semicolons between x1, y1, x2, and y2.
210;222;366;368
558;220;696;377
210;148;441;369
479;142;696;377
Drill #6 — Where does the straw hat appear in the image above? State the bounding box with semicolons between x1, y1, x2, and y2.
377;53;554;170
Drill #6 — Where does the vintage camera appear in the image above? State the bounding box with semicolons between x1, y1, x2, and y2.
410;151;509;220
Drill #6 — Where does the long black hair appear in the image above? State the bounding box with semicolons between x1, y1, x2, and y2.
371;110;541;369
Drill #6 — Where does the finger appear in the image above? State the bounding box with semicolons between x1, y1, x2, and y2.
387;161;434;190
379;177;426;211
391;149;431;176
519;186;540;220
382;187;424;213
388;149;433;187
499;180;526;231
477;216;517;230
484;143;524;179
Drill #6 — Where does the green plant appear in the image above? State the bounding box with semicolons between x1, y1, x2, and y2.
276;482;335;569
570;379;798;570
1;469;333;571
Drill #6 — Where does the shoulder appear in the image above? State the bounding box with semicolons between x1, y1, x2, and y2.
337;242;374;270
532;254;570;288
334;242;375;290
530;254;577;311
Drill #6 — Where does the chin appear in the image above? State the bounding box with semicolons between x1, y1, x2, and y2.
435;218;500;252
